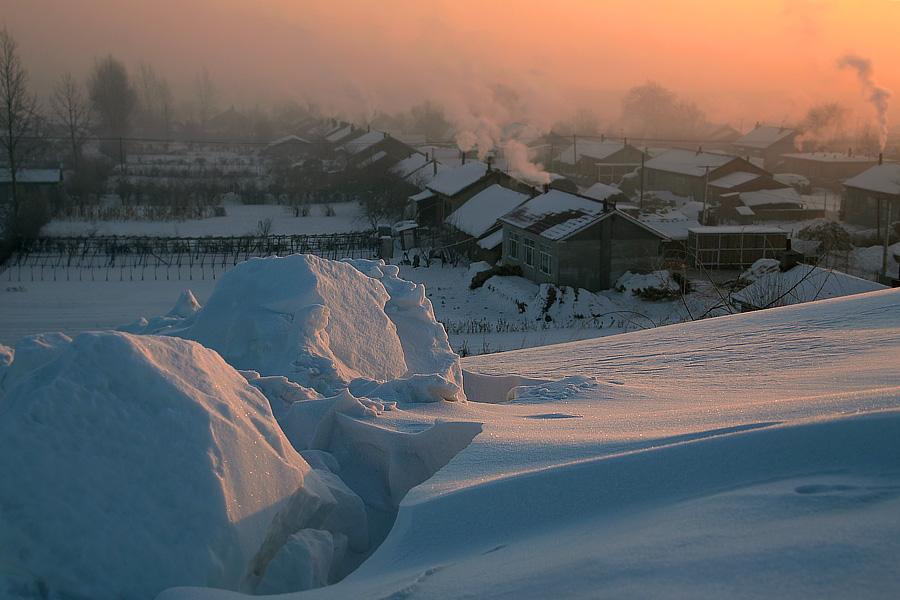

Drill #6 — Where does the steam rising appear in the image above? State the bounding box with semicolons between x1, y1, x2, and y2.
837;53;893;151
504;140;551;186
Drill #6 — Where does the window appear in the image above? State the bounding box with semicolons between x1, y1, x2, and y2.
523;238;535;266
539;245;552;275
507;231;519;259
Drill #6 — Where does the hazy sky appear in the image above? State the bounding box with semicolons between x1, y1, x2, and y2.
5;0;899;134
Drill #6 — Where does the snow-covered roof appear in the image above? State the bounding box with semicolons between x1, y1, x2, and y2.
356;150;388;168
733;125;798;149
733;261;887;309
407;161;451;188
426;161;490;197
445;184;531;239
843;163;900;196
708;171;761;189
501;190;668;242
557;140;627;165
782;152;877;164
326;125;355;143
409;190;436;202
266;134;310;147
739;188;803;208
644;148;736;177
580;182;623;202
774;173;810;188
640;213;701;241
339;130;386;154
0;169;61;184
391;154;428;178
477;228;504;250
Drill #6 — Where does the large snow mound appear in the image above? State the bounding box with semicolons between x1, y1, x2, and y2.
0;331;335;600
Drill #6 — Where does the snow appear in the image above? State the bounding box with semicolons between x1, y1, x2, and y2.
734;125;798;149
0;168;61;184
444;184;530;239
844;162;900;195
707;170;760;189
556;140;625;164
426;161;489;197
732;258;888;309
2;205;900;599
580;181;623;201
42;202;368;237
499;189;609;241
739;187;804;207
643;148;735;177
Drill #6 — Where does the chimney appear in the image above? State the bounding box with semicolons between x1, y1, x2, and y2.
602;199;609;212
543;183;550;194
461;150;466;165
879;153;884;165
433;160;438;175
779;238;802;272
601;133;605;142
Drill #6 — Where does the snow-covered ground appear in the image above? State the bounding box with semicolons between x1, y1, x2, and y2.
1;206;898;599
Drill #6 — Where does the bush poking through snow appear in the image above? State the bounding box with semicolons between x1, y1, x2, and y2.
470;264;523;289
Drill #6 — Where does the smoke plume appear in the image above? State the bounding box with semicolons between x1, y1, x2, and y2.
504;140;551;186
837;53;892;151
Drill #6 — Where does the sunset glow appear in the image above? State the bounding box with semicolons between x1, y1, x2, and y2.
6;1;900;135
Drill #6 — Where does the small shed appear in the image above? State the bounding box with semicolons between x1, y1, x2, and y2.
687;226;789;269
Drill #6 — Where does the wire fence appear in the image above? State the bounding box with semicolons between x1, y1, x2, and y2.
2;233;380;282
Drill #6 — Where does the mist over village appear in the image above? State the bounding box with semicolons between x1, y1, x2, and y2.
2;2;900;599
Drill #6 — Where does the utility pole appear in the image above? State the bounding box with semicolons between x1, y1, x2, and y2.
639;153;645;214
572;134;578;183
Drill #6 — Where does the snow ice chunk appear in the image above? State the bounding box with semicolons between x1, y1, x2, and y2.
0;331;322;600
316;469;370;553
1;332;71;393
175;255;408;395
166;289;201;318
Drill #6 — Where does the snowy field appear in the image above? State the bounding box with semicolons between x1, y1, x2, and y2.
1;206;899;599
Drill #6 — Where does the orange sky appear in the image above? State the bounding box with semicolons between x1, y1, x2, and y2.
5;0;899;132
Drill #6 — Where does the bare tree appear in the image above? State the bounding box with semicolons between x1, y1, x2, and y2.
1;27;45;228
621;81;706;140
409;100;451;141
194;66;218;133
50;73;95;175
156;76;175;142
799;101;848;144
135;61;160;136
89;55;136;164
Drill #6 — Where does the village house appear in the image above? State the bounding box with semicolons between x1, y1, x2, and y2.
499;190;669;291
722;188;823;224
841;161;900;229
731;125;799;171
259;135;315;161
556;139;646;186
0;168;63;210
443;184;532;263
779;152;880;189
335;130;419;171
643;148;771;221
410;160;534;226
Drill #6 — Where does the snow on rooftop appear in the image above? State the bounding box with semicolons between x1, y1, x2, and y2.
641;212;702;241
326;125;355;143
427;161;490;197
580;182;623;201
445;184;530;239
267;135;310;147
734;125;798;149
844;162;900;196
339;130;386;154
732;259;888;309
477;228;504;250
644;148;736;177
739;187;803;208
500;189;612;241
708;171;761;189
782;152;878;164
556;140;626;165
390;154;427;178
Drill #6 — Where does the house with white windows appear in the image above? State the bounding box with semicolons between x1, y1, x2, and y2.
498;190;669;291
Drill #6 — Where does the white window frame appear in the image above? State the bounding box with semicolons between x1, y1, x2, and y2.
523;238;535;266
507;231;519;259
539;245;552;275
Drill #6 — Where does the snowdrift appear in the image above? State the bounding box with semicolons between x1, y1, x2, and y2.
121;254;464;402
0;331;351;599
